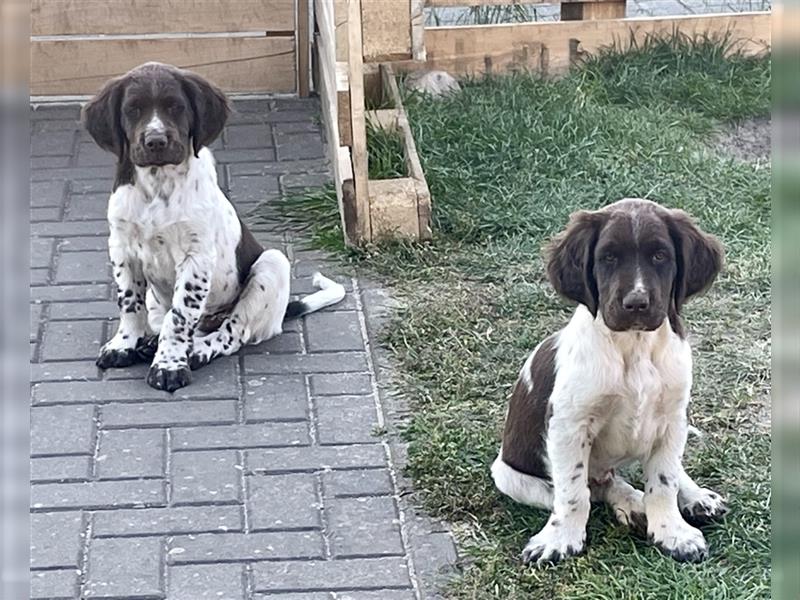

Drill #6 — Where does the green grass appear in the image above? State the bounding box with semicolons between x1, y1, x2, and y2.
368;121;407;179
275;35;771;599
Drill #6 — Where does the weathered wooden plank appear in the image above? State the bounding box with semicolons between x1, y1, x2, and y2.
31;36;296;95
426;0;553;5
298;0;311;96
361;0;412;61
347;0;372;243
411;0;427;60
419;12;770;76
561;0;625;21
31;0;294;35
368;178;420;240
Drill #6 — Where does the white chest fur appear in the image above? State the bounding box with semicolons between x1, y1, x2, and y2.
553;307;692;471
107;149;242;308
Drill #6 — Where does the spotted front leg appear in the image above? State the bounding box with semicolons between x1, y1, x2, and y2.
146;253;214;392
97;237;149;369
644;417;708;563
522;417;592;565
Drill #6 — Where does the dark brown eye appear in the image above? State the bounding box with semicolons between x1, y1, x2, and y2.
652;250;667;263
168;102;184;114
602;253;617;264
124;105;141;118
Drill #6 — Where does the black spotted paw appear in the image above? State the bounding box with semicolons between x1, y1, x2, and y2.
97;346;141;369
680;489;728;526
188;349;213;371
135;335;159;362
521;523;585;565
146;364;191;393
649;521;708;563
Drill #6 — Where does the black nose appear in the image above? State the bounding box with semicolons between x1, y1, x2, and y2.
622;290;650;312
144;132;168;151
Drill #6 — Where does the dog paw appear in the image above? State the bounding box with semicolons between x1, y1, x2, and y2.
135;335;159;362
615;509;648;538
521;522;585;565
680;489;728;526
97;344;140;369
650;521;708;563
146;364;191;393
188;349;212;371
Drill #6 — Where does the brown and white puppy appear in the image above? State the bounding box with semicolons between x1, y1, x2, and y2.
492;198;727;564
83;62;344;392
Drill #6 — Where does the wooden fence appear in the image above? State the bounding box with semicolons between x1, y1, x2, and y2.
316;0;771;246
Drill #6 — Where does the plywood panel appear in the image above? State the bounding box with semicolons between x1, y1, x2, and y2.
362;0;412;61
31;0;294;35
31;36;296;95
422;12;770;75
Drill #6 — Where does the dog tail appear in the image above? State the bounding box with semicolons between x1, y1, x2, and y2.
284;272;346;320
491;451;554;510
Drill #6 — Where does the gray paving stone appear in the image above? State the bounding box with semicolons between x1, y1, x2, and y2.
34;379;238;405
101;400;237;428
31;206;62;221
243;375;307;422
272;120;322;135
168;563;245;600
305;311;364;352
31;283;109;302
42;321;103;360
49;300;118;320
104;352;237;381
93;505;243;537
31;165;115;182
224;124;273;149
243;331;303;354
31;220;111;237
263;110;321;123
30;512;84;568
31;404;95;456
31;268;50;286
281;171;330;190
30;303;43;341
214;148;276;163
32;155;71;169
228;159;328;177
172;423;309;451
245;351;368;375
310;373;372;396
30;569;79;600
31;180;67;207
31;479;166;511
77;142;114;167
324;469;393;498
167;531;324;563
31;360;99;383
69;179;113;194
97;429;166;479
171;450;241;505
59;236;109;252
32;129;76;156
327;496;404;558
31;455;92;482
84;537;163;599
247;444;387;474
316;396;379;445
248;473;320;530
276;132;326;160
227;174;281;205
252;557;411;592
254;594;331;600
31;237;54;268
66;192;111;220
54;250;109;283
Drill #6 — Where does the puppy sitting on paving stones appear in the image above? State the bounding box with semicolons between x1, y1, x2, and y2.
83;62;344;392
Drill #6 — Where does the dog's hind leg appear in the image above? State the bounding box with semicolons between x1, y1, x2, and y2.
590;473;647;537
188;249;291;370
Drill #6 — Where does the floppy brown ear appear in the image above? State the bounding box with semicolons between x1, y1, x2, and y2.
179;70;230;156
546;210;605;315
82;75;127;161
667;209;724;311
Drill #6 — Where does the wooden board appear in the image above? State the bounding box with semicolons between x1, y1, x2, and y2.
420;12;770;76
31;0;294;35
298;0;311;96
368;178;420;240
361;0;412;61
426;0;554;5
31;36;296;95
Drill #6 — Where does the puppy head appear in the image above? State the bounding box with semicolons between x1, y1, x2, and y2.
546;199;723;334
82;62;230;168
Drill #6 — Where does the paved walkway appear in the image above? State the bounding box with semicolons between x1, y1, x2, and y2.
30;99;455;599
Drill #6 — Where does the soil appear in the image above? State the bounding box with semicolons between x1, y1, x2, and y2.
712;116;771;163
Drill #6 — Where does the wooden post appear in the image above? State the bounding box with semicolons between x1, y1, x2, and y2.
561;0;626;21
347;0;372;243
297;0;310;96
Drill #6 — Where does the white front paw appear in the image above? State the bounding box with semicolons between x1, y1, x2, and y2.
680;488;728;525
521;520;585;565
649;520;708;562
